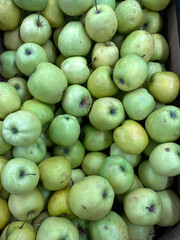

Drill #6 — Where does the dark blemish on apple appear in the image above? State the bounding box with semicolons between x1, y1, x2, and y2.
64;147;69;154
165;148;170;152
65;116;70;120
133;196;138;200
30;151;33;154
104;225;108;230
102;191;107;199
170;112;176;118
119;78;124;85
81;204;87;210
110;109;116;115
163;118;167;122
79;96;91;109
14;84;20;90
77;223;86;235
146;204;155;213
12;127;18;134
119;166;125;172
25;49;32;55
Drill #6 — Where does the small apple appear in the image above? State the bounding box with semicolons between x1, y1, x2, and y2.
0;188;10;200
3;26;24;51
111;32;125;50
143;138;160;157
0;122;12;154
68;169;86;187
41;40;57;64
0;156;8;190
0;197;11;230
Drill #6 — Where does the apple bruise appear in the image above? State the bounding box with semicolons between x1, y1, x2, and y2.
146;204;155;213
79;96;91;110
119;78;125;85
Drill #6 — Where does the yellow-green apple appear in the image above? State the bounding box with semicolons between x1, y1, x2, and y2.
72;217;89;240
123;188;162;226
0;197;11;230
3;27;24;50
13;0;48;11
68;169;86;187
122;88;155;120
32;211;50;232
141;0;172;11
113;54;148;91
2;110;42;147
41;40;57;64
69;175;114;221
0;122;12;154
85;4;117;42
0;156;8;189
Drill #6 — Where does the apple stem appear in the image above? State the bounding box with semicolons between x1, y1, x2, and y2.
5;217;20;239
70;178;74;185
141;54;146;58
105;41;111;46
24;173;36;176
88;57;96;67
37;12;41;27
95;0;100;13
19;212;31;229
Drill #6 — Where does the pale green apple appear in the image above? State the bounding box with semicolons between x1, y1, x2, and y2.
87;66;118;98
120;30;154;62
13;0;48;11
0;122;12;155
141;0;172;11
85;4;117;42
122;88;155;120
89;97;125;131
61;57;90;85
72;217;89;240
2;110;42;147
58;21;92;57
89;211;129;240
69;175;114;221
82;123;113;151
27;62;68;104
3;27;24;50
92;0;116;9
68;169;86;187
81;152;107;176
115;0;143;35
145;105;180;143
124;188;162;226
113;54;148;91
41;40;57;64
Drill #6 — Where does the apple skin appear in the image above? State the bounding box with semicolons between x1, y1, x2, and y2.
145;105;180;143
2;110;42;147
13;0;48;11
3;26;24;51
69;175;115;221
68;169;86;187
149;142;180;177
123;188;162;226
141;0;172;11
0;122;12;155
32;211;50;232
0;197;11;230
42;40;57;64
89;211;129;240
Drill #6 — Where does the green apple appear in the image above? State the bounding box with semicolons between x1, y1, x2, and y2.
20;13;52;45
41;0;65;28
0;196;10;230
91;41;119;69
143;138;159;157
113;54;148;91
72;217;89;240
150;33;169;63
141;8;163;34
89;211;129;240
138;160;174;190
81;152;107;176
27;62;68;104
12;137;46;164
81;123;113;151
2;110;42;147
36;216;79;240
15;43;48;75
120;30;154;62
0;188;10;200
87;66;118;98
57;0;93;16
37;182;52;211
145;105;180;143
89;97;125;131
124;188;162;226
1;157;39;195
61;56;90;85
40;123;54;148
53;140;85;169
32;211;50;232
53;26;64;49
3;26;24;51
58;21;92;57
55;54;67;68
99;155;134;194
111;32;125;50
0;156;8;189
38;156;71;191
69;175;114;221
110;143;141;168
0;50;22;79
0;0;21;31
61;85;92;117
113;120;149;155
68;169;86;187
149;142;180;177
8;188;44;221
7;77;32;104
148;71;180;104
13;0;48;11
0;220;36;240
156;189;180;227
141;0;172;11
85;4;117;42
49;114;80;147
115;0;143;35
122;88;155;120
41;40;57;64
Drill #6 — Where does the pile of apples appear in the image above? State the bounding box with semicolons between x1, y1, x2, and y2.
0;0;180;239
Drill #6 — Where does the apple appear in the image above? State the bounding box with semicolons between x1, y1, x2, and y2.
1;157;40;195
38;156;71;191
120;30;154;62
122;88;155;121
61;85;92;117
113;119;149;155
68;169;86;187
27;62;68;104
87;66;118;98
37;182;52;211
36;216;79;240
91;41;119;69
113;54;148;91
2;110;42;147
61;56;90;85
145;105;180;143
81;123;113;151
41;40;57;64
20;13;52;45
13;0;48;11
141;0;172;11
0;197;10;230
112;32;125;50
32;211;50;232
123;188;162;226
8;188;44;221
3;26;24;51
15;42;48;75
0;156;8;190
72;217;89;240
53;140;85;169
53;26;64;49
143;138;160;157
55;54;67;68
115;0;143;35
85;4;117;42
0;188;10;201
58;21;92;57
69;175;114;221
0;122;12;154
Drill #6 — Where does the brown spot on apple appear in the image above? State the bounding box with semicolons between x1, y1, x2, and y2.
165;148;170;152
104;225;108;230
